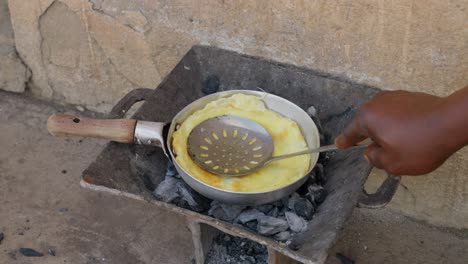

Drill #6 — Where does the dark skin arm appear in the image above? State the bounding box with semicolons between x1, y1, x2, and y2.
335;85;468;176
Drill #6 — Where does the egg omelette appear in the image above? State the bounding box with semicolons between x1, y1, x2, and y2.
171;93;310;192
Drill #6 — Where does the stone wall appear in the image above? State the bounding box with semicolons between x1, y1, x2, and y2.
4;0;468;228
0;0;29;93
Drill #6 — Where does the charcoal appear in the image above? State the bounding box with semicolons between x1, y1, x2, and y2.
202;75;220;95
285;212;308;233
307;184;328;205
256;216;288;235
272;200;283;207
153;177;180;202
165;162;178;177
208;201;246;221
287;194;302;210
267;207;279;217
274;231;291;241
206;234;267;264
208;203;226;220
240;255;256;264
256;204;273;214
237;209;265;224
313;163;326;183
278;206;287;217
293;198;315;220
48;249;56;256
244;220;258;231
281;196;291;207
221;204;246;221
176;182;210;212
19;248;43;257
205;243;228;264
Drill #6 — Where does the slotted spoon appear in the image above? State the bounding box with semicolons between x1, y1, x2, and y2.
187;115;370;177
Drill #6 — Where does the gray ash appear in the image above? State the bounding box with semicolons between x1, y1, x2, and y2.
205;233;268;264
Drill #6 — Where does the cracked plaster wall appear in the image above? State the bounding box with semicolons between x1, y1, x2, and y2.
0;0;30;93
5;0;468;229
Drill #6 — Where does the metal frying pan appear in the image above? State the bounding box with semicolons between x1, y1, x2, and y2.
47;90;320;205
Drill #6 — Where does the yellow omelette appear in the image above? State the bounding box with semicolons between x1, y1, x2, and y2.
172;93;310;192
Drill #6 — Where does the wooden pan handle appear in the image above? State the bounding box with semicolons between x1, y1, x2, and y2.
47;114;137;143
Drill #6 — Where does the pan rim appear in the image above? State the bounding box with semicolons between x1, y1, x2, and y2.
167;89;320;195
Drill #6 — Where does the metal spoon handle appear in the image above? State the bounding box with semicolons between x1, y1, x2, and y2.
266;141;371;164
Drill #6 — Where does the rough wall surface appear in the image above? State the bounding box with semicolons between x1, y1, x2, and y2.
7;0;468;111
5;0;468;228
0;0;30;93
366;147;468;230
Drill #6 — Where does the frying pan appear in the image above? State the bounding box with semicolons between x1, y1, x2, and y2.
48;90;320;205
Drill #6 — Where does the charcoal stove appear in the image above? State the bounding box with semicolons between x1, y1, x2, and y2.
81;45;400;264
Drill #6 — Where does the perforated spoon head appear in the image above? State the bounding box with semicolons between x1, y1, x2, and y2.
187;116;274;176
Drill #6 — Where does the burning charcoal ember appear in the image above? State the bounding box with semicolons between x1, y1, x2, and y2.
293;198;315;220
274;231;291;241
267;207;279;217
153;177;180;202
19;248;43;257
307;184;328;205
202;75;220;95
256;216;289;235
285;212;308;233
237;209;265;224
208;201;246;221
175;182;210;212
255;204;273;214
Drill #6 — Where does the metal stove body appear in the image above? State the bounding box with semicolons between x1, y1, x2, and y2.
81;46;400;264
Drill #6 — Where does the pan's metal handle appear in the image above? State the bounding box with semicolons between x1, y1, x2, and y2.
358;170;401;208
108;88;154;119
107;88;170;156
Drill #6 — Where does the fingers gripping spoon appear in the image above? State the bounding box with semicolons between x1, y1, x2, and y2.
187;116;370;177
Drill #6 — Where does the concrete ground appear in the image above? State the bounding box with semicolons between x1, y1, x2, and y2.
1;91;467;264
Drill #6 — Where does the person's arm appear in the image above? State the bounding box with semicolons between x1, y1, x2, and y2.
335;85;468;176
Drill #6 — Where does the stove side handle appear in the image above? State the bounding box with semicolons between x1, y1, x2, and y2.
107;88;154;119
358;171;401;209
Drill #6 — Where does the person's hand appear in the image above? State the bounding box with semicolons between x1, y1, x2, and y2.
335;90;458;176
